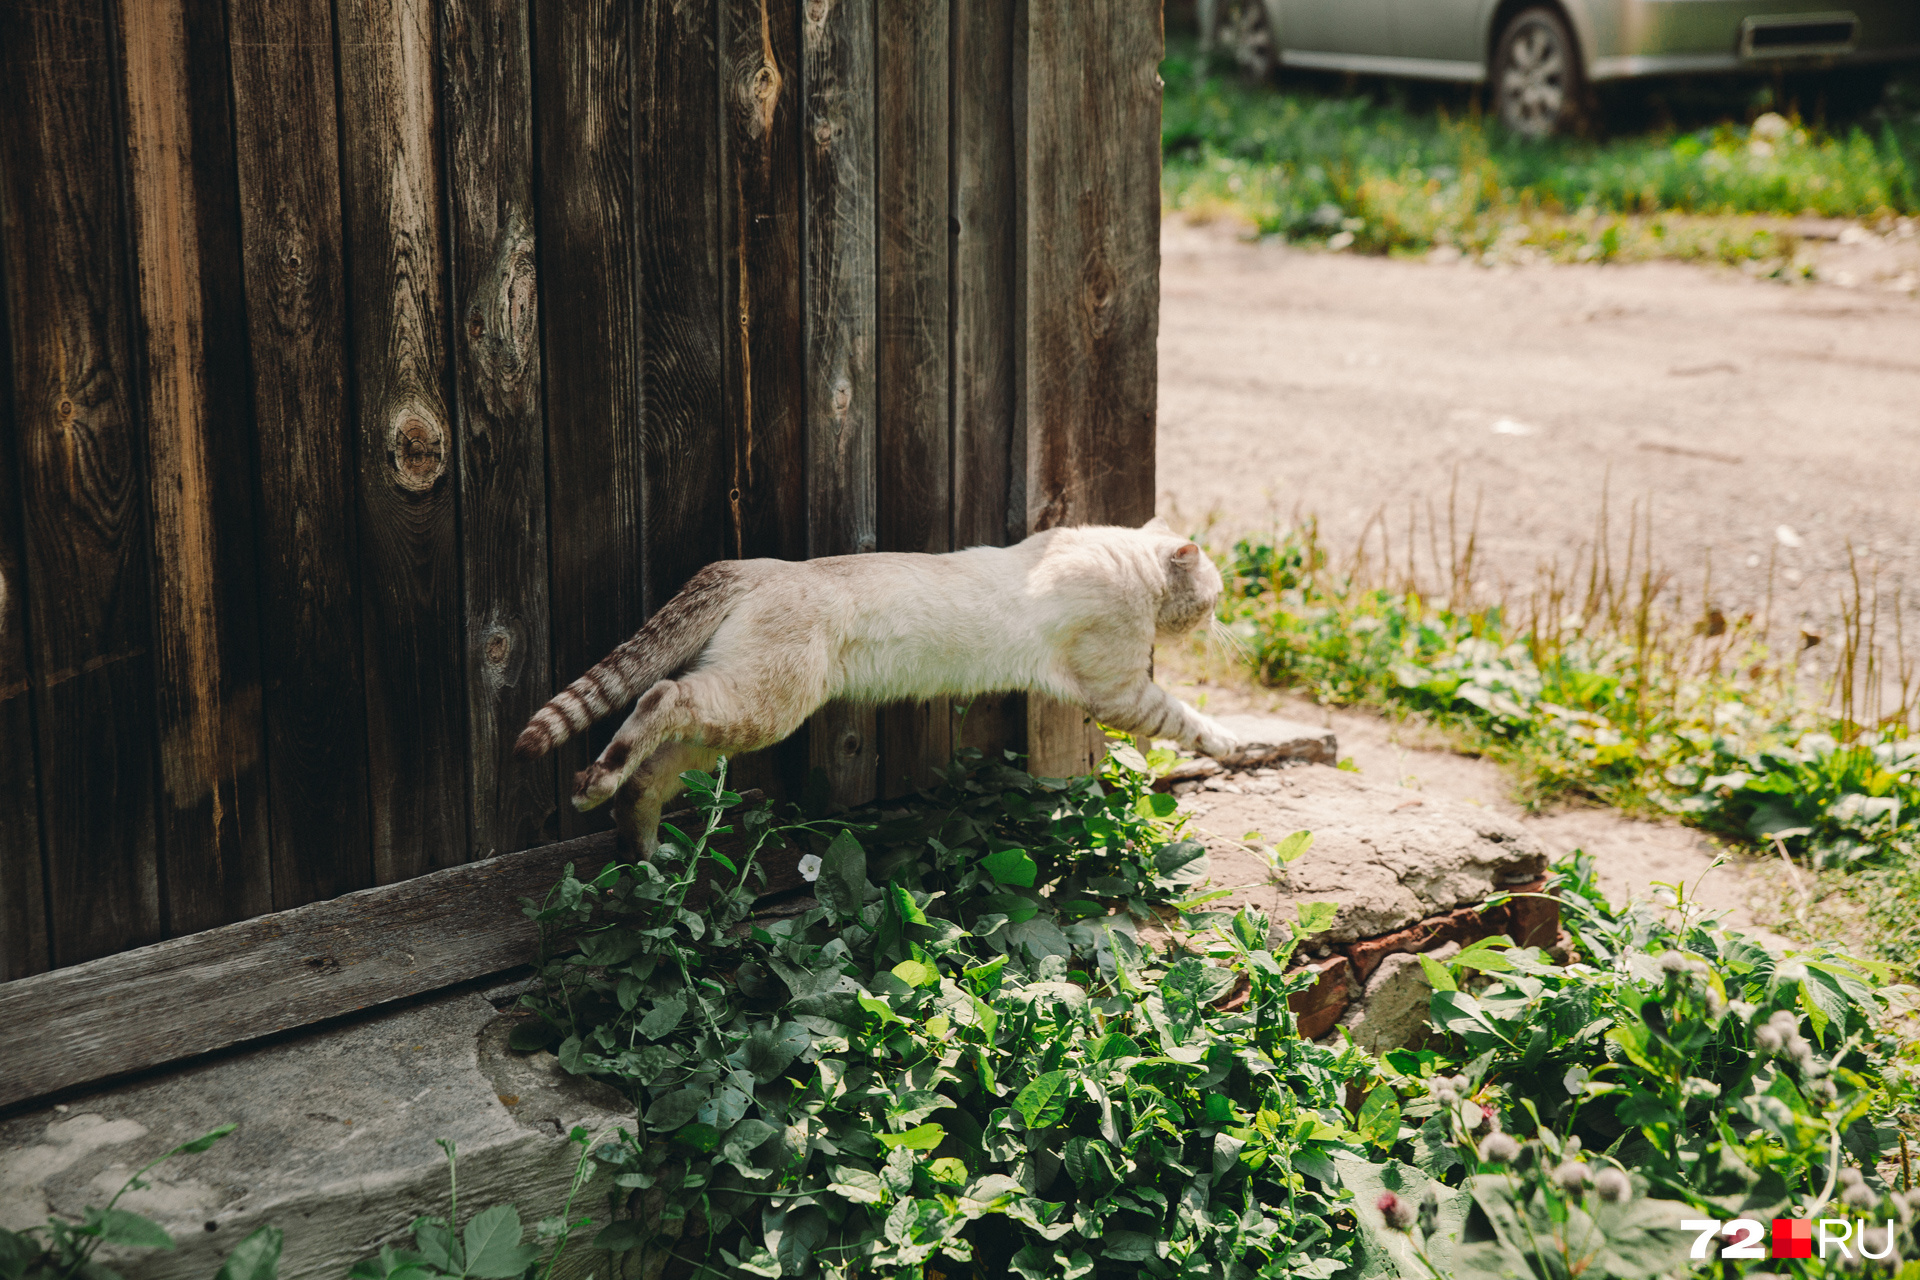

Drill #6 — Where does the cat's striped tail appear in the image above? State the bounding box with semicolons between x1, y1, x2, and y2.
513;562;743;760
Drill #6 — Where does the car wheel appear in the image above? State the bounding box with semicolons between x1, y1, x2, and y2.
1201;0;1278;79
1493;7;1586;138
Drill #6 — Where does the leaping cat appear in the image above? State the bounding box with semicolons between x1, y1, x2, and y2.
514;517;1240;854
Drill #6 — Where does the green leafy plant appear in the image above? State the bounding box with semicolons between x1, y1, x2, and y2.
1355;852;1919;1277
505;749;1388;1278
0;1125;281;1280
1213;519;1920;971
1161;39;1920;264
348;1129;609;1280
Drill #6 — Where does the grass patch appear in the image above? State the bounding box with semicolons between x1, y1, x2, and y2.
1208;511;1920;972
1162;44;1920;266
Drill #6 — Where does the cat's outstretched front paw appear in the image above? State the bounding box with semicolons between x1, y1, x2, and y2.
1195;721;1239;760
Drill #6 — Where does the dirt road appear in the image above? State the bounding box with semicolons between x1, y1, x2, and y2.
1156;219;1920;648
1155;220;1920;939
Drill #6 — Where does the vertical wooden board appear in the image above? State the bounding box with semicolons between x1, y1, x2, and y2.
950;0;1019;553
335;0;468;881
0;0;164;965
875;0;950;797
1019;0;1160;533
719;0;808;802
0;274;49;981
802;0;878;807
117;0;273;935
533;0;644;838
225;0;374;907
444;0;555;859
638;0;728;613
948;0;1025;773
1020;0;1162;777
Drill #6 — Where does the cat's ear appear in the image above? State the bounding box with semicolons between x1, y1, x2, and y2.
1142;515;1176;535
1171;542;1201;570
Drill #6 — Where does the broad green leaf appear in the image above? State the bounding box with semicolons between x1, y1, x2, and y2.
638;994;686;1040
1295;901;1340;935
1136;792;1179;818
1357;1087;1401;1150
215;1226;284;1280
927;1157;969;1184
89;1209;174;1250
1271;830;1314;864
877;1123;945;1151
507;1020;558;1052
891;959;938;988
1102;1231;1156;1261
815;830;868;919
827;1166;888;1204
980;848;1037;887
463;1205;542;1279
1417;953;1457;992
891;883;929;925
1014;1071;1070;1129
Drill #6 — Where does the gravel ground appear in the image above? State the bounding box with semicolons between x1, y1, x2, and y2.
1154;219;1920;945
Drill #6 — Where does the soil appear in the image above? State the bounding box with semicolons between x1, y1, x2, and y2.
1149;221;1920;949
1156;218;1920;657
1156;649;1800;952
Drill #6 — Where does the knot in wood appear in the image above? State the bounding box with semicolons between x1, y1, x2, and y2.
389;413;447;491
484;628;512;667
814;119;834;146
838;729;862;758
805;0;832;25
830;376;852;416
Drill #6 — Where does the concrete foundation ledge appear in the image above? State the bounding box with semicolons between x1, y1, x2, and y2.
0;990;630;1280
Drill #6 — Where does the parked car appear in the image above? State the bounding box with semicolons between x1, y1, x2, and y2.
1196;0;1920;136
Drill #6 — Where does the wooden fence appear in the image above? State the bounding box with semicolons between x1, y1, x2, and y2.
0;0;1162;980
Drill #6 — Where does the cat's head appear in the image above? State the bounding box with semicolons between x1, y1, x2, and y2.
1143;517;1223;637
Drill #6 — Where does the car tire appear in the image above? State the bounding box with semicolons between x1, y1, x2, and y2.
1492;6;1587;138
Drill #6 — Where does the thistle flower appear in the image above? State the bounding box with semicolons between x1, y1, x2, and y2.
1843;1182;1879;1212
1418;1188;1440;1236
1479;1133;1520;1164
1658;950;1688;975
1769;1008;1801;1034
1839;1167;1865;1189
1554;1162;1591;1195
1377;1191;1418;1232
1753;1024;1784;1054
1593;1168;1631;1203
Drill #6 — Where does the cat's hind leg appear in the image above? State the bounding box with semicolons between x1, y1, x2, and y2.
611;740;724;859
575;667;817;811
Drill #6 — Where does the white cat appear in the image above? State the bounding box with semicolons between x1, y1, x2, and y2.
515;517;1239;853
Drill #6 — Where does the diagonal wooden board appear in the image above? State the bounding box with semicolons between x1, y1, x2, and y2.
0;814;804;1112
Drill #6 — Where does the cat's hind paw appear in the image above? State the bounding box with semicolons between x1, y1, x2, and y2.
571;763;621;811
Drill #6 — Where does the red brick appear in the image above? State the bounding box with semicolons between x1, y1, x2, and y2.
1289;955;1355;1039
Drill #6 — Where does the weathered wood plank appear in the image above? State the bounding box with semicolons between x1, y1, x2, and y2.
1020;0;1163;777
638;0;729;617
444;0;556;860
951;0;1019;554
0;806;802;1111
948;0;1026;773
116;0;273;935
0;281;49;982
0;0;164;966
336;0;468;883
225;0;375;908
875;0;951;797
802;0;878;807
719;0;808;802
533;0;644;838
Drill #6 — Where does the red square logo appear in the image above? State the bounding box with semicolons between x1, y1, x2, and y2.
1772;1218;1813;1259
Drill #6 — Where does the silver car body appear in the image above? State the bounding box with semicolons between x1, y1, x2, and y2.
1236;0;1920;83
